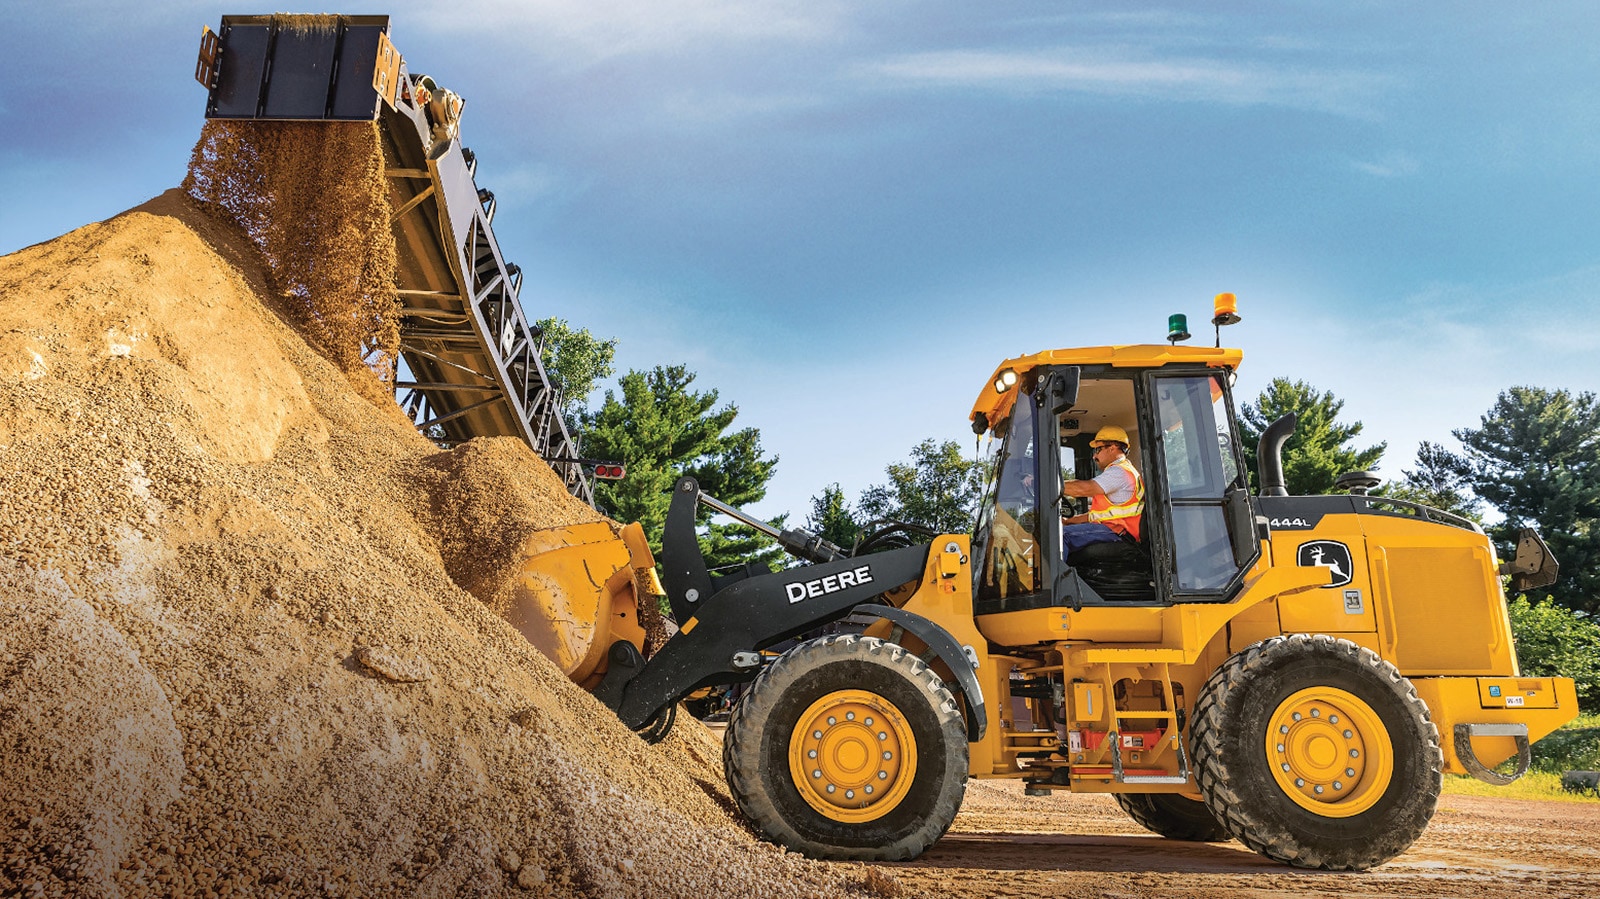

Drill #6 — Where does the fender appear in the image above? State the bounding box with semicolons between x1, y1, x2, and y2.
853;604;987;743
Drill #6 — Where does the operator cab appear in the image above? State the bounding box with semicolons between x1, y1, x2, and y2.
971;348;1262;613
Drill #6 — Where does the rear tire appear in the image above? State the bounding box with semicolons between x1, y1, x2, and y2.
1192;634;1441;870
1113;792;1231;842
723;634;969;861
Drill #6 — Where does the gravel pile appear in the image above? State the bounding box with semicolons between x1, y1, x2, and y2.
0;176;889;896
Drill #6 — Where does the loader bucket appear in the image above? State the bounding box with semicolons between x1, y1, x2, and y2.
503;521;655;688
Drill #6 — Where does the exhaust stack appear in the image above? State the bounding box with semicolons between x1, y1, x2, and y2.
1257;413;1297;497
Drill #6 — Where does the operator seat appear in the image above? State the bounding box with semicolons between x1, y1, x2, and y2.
1071;512;1155;602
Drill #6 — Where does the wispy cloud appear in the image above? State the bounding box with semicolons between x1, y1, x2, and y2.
858;46;1388;117
396;0;846;63
1349;151;1419;178
655;89;826;126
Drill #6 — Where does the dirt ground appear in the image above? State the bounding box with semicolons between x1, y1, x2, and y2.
887;780;1600;898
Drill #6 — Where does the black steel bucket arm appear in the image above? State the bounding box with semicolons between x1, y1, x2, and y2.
659;476;716;625
606;543;932;731
659;476;850;623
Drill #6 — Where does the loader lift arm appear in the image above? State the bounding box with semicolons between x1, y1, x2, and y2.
596;477;985;740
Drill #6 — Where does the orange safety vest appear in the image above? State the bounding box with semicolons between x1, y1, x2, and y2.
1087;456;1144;541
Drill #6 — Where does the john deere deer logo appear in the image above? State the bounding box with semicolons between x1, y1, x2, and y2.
1297;540;1353;588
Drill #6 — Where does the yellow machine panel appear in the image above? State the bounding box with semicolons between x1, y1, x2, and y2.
1374;543;1508;674
1272;516;1379;636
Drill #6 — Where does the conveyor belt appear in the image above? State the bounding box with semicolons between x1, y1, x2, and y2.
197;14;592;503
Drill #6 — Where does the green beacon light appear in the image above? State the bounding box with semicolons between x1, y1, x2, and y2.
1167;313;1191;344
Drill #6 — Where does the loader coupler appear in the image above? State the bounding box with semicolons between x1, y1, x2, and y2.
198;15;395;120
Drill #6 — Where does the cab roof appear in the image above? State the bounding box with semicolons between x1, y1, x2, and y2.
970;344;1244;430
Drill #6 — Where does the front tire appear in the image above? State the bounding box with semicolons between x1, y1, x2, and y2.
723;634;969;861
1192;634;1441;870
1113;792;1231;842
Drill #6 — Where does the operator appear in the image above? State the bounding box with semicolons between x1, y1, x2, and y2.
1060;426;1144;558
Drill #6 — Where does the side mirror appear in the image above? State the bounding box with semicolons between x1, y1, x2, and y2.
1044;367;1080;416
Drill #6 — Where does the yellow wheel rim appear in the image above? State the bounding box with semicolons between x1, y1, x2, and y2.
788;689;918;823
1265;687;1393;818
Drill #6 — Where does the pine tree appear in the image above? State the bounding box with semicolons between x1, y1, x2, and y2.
806;484;864;552
578;365;781;570
1383;441;1482;522
1239;378;1386;495
1453;386;1600;615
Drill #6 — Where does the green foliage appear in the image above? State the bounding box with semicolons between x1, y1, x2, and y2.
535;317;617;417
1453;387;1600;616
1529;713;1600;775
806;483;863;551
805;439;988;549
1380;440;1483;522
1441;770;1585;800
1239;378;1385;496
578;365;781;570
857;439;989;536
1509;595;1600;714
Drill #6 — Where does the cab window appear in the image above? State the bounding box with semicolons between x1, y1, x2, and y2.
1154;375;1244;593
975;394;1041;602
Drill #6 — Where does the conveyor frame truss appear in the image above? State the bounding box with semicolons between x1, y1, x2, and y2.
198;13;592;503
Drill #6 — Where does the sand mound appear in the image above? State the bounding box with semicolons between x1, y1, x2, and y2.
0;192;877;897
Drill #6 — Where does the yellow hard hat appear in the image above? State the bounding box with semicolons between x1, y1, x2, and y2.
1090;425;1130;447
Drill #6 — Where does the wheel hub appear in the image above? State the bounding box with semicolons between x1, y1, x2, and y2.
1266;686;1393;818
788;689;918;823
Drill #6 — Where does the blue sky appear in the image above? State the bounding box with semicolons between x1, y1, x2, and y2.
5;3;1599;524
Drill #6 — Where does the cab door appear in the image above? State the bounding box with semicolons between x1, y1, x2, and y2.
1144;371;1260;600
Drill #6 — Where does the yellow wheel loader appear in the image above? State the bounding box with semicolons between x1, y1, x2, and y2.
579;330;1576;871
